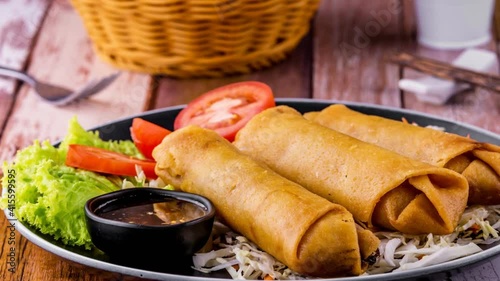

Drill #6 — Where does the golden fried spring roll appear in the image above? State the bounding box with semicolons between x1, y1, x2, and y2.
152;125;379;277
305;104;500;205
233;106;469;235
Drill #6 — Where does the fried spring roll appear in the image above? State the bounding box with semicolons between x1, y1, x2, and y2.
152;125;379;277
305;104;500;205
233;106;469;235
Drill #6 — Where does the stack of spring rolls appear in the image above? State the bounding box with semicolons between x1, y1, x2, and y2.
233;106;469;236
152;104;483;278
304;104;500;205
153;125;380;277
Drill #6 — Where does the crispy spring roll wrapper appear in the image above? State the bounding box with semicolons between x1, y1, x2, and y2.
152;125;379;277
305;104;500;205
233;106;469;235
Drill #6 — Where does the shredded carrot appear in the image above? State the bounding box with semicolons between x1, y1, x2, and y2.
470;224;481;233
401;117;409;124
264;274;274;280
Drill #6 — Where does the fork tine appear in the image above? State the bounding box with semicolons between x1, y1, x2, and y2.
49;72;121;106
77;72;121;99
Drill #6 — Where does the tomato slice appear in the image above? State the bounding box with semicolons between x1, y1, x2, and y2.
173;81;275;141
130;118;171;159
65;144;157;179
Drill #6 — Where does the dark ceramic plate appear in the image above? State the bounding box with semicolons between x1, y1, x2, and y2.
6;98;500;281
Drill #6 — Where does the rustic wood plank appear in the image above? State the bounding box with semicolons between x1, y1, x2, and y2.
0;0;51;136
0;1;152;280
399;1;500;134
312;0;403;106
153;33;312;109
0;2;152;163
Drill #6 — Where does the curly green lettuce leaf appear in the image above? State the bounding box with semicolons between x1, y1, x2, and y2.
1;140;119;249
0;114;146;249
58;116;142;158
0;116;159;249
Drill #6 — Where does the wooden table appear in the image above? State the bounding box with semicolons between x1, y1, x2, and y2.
1;0;499;280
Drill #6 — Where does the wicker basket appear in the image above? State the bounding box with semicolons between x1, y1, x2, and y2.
70;0;321;78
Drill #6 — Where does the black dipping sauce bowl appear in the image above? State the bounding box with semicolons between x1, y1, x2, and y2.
84;188;215;269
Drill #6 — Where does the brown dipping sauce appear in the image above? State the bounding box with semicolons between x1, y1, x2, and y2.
99;199;207;226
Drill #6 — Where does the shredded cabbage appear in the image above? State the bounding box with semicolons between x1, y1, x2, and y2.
193;224;308;280
193;205;500;279
120;165;172;190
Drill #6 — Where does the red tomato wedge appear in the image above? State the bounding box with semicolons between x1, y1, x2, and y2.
173;81;275;141
65;144;157;179
130;118;172;159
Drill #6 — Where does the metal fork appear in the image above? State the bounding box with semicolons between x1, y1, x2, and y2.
0;66;120;106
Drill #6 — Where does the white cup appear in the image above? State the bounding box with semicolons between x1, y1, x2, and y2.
414;0;495;50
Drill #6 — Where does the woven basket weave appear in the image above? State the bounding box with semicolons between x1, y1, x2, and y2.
70;0;321;78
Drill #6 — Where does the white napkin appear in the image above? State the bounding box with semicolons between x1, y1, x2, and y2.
398;48;498;104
